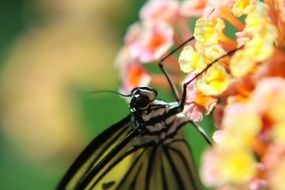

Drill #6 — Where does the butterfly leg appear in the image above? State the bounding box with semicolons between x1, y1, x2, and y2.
175;48;242;145
158;63;180;101
188;121;213;145
157;36;195;102
179;47;241;109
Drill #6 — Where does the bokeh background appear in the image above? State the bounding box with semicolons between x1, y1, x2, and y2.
0;1;213;189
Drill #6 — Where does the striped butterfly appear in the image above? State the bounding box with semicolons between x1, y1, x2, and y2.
57;36;237;190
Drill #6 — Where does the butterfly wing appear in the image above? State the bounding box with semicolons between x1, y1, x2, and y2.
57;115;203;190
57;114;137;189
162;138;203;190
101;136;203;190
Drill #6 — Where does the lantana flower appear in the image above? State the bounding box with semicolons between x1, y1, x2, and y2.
230;2;278;77
139;0;180;23
117;1;285;189
128;22;174;63
194;17;225;46
180;0;208;17
116;48;151;92
196;64;230;96
232;0;256;17
179;45;206;73
183;74;217;122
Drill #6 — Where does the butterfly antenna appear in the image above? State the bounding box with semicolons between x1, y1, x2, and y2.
189;121;213;145
87;90;131;97
207;8;215;18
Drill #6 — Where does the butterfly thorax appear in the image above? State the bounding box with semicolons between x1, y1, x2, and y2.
129;87;188;145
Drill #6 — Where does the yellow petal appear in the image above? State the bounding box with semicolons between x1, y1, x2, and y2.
232;0;255;17
178;45;206;73
195;42;226;62
196;64;230;96
246;24;277;62
218;149;256;184
221;107;262;149
230;50;255;77
194;17;225;45
245;2;268;32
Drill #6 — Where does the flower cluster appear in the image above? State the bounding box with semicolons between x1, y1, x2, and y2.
116;0;217;121
115;0;180;93
116;0;285;189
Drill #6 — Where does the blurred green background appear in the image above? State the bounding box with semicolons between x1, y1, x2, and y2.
0;1;214;189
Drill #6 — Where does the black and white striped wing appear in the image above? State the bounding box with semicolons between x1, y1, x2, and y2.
161;139;203;190
57;116;202;190
57;114;139;189
114;137;203;190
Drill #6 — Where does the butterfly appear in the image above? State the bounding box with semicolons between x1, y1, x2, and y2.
56;36;238;190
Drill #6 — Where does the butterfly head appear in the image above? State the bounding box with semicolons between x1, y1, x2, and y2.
130;87;157;110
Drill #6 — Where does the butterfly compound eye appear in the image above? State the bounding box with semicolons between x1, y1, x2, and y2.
130;87;157;110
135;95;150;109
130;95;150;110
